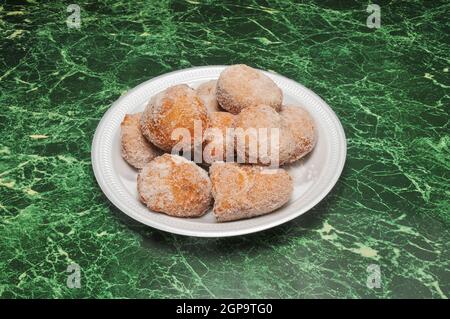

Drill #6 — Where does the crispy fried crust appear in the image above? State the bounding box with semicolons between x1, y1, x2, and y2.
137;154;212;217
140;84;210;152
210;162;293;222
216;64;282;114
120;113;161;169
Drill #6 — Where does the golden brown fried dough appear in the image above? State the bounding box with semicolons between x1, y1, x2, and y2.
140;84;209;152
216;64;282;114
196;80;222;114
120;113;161;169
137;154;212;217
210;162;293;222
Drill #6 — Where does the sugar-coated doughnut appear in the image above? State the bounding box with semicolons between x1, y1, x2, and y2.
279;105;316;163
234;104;289;165
140;84;209;152
120;113;161;169
209;162;293;222
235;104;316;165
137;154;212;217
216;64;282;114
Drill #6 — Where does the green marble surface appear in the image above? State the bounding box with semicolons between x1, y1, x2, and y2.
0;0;449;299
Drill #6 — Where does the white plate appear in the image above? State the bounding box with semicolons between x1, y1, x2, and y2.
91;66;346;237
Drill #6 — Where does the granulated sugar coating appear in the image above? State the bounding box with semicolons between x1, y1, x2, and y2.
235;104;316;165
140;84;209;152
279;105;316;163
120;113;161;169
196;80;222;114
216;64;282;114
234;104;286;165
209;162;293;222
137;154;212;217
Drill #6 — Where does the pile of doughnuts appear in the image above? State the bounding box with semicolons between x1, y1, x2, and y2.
120;64;316;222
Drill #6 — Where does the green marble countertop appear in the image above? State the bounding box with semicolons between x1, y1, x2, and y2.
0;0;449;299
